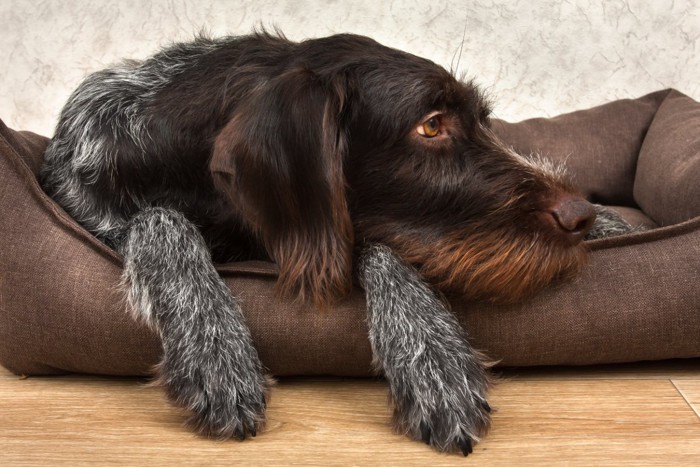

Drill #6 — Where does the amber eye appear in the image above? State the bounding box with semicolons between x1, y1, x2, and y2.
416;114;442;138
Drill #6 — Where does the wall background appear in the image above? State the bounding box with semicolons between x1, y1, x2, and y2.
2;0;698;136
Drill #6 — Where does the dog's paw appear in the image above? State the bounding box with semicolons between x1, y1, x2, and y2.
156;345;272;440
586;204;640;239
390;357;491;456
360;242;493;454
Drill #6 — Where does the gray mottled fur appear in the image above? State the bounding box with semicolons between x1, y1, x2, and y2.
41;63;150;245
120;207;270;439
40;40;220;247
358;243;491;455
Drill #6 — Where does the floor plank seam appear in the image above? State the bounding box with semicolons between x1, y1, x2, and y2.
671;380;700;420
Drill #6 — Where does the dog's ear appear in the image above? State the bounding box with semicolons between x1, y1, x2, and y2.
210;68;353;308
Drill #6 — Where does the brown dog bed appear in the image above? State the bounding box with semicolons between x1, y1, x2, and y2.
1;89;698;377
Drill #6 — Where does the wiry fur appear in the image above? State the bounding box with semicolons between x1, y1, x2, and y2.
40;39;239;249
121;207;270;438
360;244;491;455
39;31;634;455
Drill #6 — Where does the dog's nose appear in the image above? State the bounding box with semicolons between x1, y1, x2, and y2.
548;195;596;244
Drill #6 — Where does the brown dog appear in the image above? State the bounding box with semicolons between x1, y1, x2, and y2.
40;32;607;455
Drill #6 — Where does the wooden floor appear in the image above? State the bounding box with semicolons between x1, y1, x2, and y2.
2;360;700;465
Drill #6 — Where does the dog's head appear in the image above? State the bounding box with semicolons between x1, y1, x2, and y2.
211;33;594;307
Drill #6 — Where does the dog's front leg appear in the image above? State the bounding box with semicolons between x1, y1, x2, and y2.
359;244;491;456
119;207;270;439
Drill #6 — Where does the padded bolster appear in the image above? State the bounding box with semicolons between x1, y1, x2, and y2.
634;90;700;226
492;89;672;208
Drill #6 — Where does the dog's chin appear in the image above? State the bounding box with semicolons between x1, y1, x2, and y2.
455;250;587;304
391;231;589;304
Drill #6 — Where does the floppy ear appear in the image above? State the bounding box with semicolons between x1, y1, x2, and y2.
210;68;353;308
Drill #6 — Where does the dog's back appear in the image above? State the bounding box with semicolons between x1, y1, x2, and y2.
41;33;297;253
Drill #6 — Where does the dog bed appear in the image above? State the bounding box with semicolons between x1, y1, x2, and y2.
1;89;698;377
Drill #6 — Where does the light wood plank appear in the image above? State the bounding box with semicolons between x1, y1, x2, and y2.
1;368;699;465
484;379;700;464
673;380;700;419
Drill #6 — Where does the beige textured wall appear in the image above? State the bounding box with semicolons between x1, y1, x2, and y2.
2;0;698;136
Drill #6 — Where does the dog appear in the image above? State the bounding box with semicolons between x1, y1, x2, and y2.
39;31;632;455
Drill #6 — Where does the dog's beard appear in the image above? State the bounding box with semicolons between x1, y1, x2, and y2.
390;229;588;303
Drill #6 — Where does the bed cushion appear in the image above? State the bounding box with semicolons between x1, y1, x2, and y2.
633;91;700;226
1;89;698;377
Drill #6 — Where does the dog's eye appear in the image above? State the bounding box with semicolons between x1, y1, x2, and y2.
416;114;442;138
